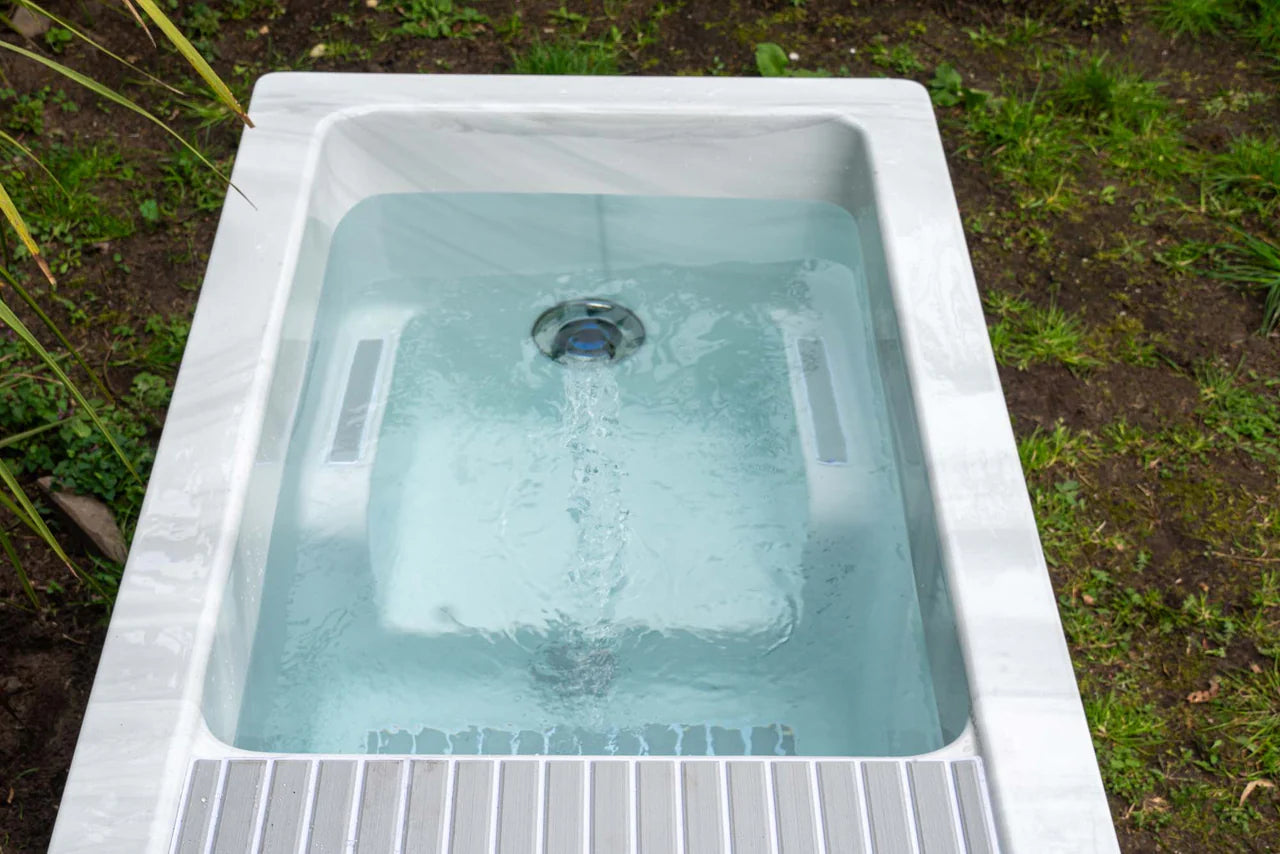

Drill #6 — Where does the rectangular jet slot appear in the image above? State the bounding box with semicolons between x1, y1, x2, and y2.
797;337;848;464
329;338;384;463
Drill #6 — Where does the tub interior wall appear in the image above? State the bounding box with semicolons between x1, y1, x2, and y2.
202;111;970;749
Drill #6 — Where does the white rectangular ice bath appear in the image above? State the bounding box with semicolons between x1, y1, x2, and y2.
51;76;1119;853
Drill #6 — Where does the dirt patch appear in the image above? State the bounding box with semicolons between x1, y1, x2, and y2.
1002;361;1202;434
0;592;104;853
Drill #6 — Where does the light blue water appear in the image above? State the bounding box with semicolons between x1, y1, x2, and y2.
233;193;949;756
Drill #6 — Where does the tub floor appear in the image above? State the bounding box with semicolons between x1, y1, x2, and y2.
229;194;952;756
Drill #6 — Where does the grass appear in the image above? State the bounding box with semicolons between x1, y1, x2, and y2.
868;38;923;74
964;91;1079;209
1196;363;1280;456
394;0;488;39
162;147;232;215
1018;422;1099;474
1155;0;1241;37
986;293;1102;371
1053;53;1168;128
960;49;1195;210
512;39;619;74
1207;134;1280;218
1209;229;1280;332
3;140;135;278
1086;691;1168;805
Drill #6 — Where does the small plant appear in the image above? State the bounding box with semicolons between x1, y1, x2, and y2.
548;5;590;34
754;43;829;78
395;0;488;39
1;86;50;135
755;42;788;77
495;11;523;40
512;40;618;75
179;2;225;57
137;198;161;224
1203;89;1268;117
965;16;1049;49
927;63;989;108
868;40;925;75
43;26;73;53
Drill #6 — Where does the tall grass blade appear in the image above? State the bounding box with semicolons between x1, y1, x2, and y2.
0;41;241;199
0;267;113;402
0;524;39;608
0;419;63;450
13;0;179;92
118;0;156;45
0;297;140;483
130;0;253;127
0;178;54;285
0;129;68;195
0;478;106;600
0;459;73;570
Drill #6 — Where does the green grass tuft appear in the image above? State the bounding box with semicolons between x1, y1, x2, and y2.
512;39;619;75
1086;692;1168;805
1018;422;1099;474
1207;134;1280;218
1209;229;1280;333
986;294;1102;371
1155;0;1241;37
1054;53;1168;129
1196;362;1280;453
965;91;1078;209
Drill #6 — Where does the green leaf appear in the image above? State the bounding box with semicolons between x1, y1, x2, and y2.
962;87;992;109
139;199;160;223
928;62;964;106
755;42;789;77
931;62;963;91
0;177;53;284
